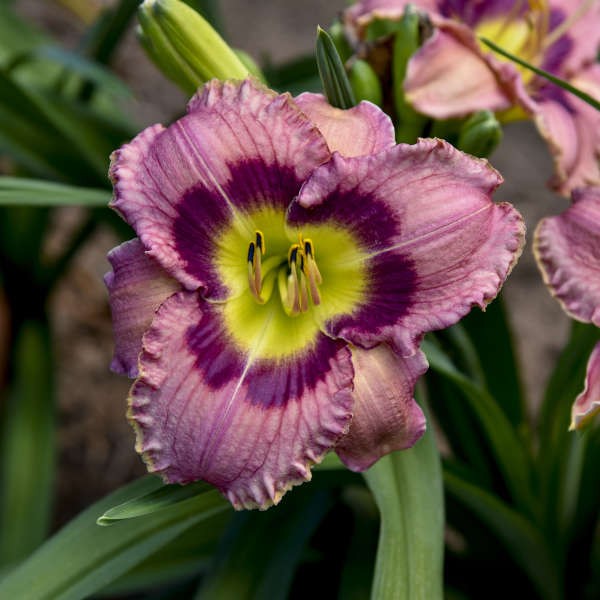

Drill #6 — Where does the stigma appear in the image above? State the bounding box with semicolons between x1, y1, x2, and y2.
247;231;322;315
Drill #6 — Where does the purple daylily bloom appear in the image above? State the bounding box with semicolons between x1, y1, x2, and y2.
535;186;600;429
106;78;524;509
345;0;600;195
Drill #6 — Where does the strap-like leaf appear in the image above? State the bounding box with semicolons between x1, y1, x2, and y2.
536;321;600;528
0;177;111;206
100;511;231;595
195;486;332;600
460;296;525;427
0;476;230;600
363;392;444;600
0;321;55;565
98;481;213;525
423;339;535;517
445;468;560;600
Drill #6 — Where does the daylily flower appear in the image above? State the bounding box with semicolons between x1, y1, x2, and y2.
105;78;524;509
344;0;600;195
535;186;600;429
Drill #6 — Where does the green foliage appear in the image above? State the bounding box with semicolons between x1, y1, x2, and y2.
0;177;111;206
0;321;55;566
392;6;428;142
0;477;230;600
457;110;503;158
315;26;356;109
348;59;382;106
363;393;444;600
195;486;332;599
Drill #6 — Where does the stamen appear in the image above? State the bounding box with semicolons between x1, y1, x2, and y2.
288;244;300;266
247;232;276;304
304;239;313;257
287;268;301;315
247;241;262;302
255;230;265;254
298;269;309;312
288;246;301;314
246;233;324;314
542;0;594;49
253;244;262;294
302;238;322;305
496;0;525;41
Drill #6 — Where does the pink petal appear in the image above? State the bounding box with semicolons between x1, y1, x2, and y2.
336;344;427;471
404;22;533;119
534;65;600;196
550;0;600;75
110;79;330;296
290;138;525;354
534;186;600;326
129;291;354;510
344;0;441;37
571;342;600;430
295;92;395;157
104;238;180;377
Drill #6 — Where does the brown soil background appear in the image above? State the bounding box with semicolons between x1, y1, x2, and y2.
12;0;570;527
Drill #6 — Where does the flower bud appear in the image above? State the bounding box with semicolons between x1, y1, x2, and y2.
138;0;250;94
393;5;428;142
328;20;352;62
457;110;503;158
233;49;266;83
316;26;356;109
348;59;382;106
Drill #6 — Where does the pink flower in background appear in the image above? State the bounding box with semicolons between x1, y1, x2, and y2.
106;78;523;509
345;0;600;195
535;186;600;428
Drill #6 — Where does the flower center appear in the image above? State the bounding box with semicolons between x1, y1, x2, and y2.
476;0;551;75
247;230;323;316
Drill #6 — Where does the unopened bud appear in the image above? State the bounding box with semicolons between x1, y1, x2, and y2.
457;110;503;158
316;26;356;109
348;59;382;106
328;21;352;62
138;0;250;93
393;5;428;142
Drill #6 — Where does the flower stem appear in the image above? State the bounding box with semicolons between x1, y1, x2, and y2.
363;388;444;600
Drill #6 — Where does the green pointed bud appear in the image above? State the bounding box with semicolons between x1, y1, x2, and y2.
315;26;356;110
457;110;503;158
393;4;428;143
138;0;249;94
348;59;382;106
328;20;352;62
